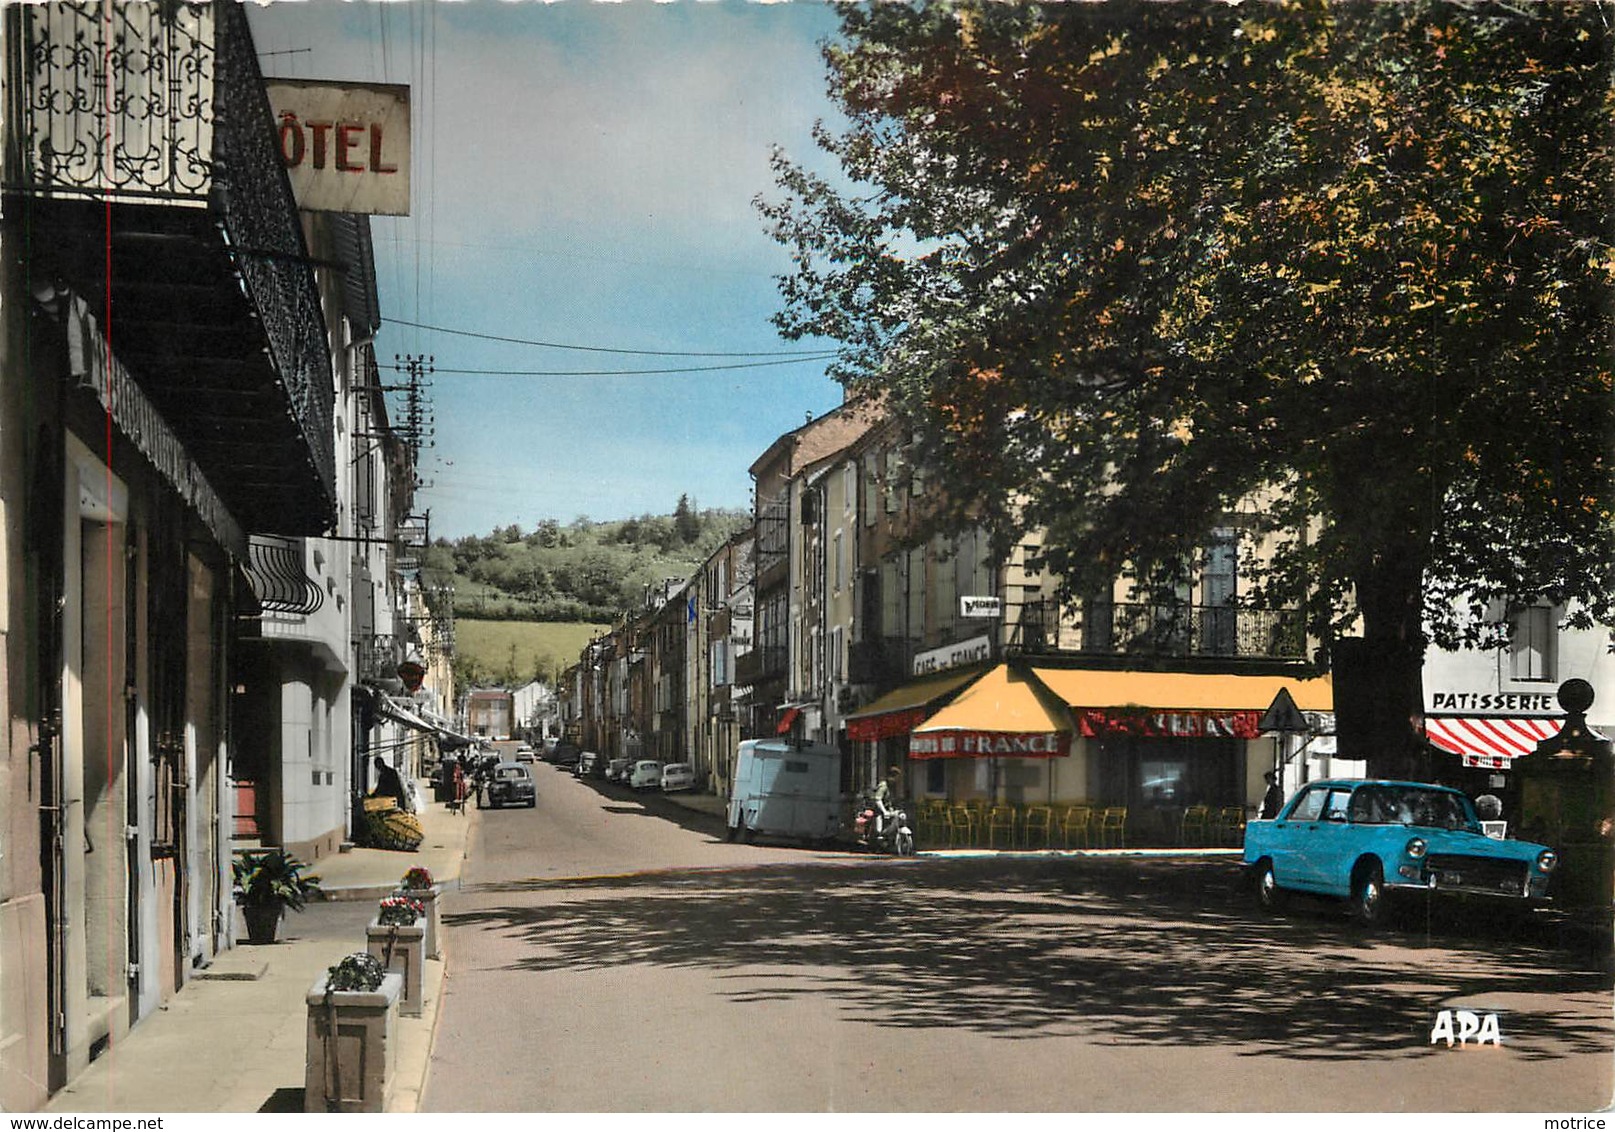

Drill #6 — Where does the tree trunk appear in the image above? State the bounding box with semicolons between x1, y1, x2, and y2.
1334;554;1432;781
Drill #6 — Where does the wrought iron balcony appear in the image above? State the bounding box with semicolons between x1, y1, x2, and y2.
355;633;403;683
5;0;336;535
243;535;323;615
735;646;786;686
1016;600;1306;661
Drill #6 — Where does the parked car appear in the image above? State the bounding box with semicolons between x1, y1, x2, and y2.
629;760;664;791
578;750;606;779
482;762;536;809
660;763;694;793
1243;778;1558;926
605;758;631;783
550;742;582;768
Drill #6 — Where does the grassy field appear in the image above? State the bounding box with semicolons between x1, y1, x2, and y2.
455;619;608;679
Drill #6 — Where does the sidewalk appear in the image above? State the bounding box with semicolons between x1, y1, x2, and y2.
44;787;472;1114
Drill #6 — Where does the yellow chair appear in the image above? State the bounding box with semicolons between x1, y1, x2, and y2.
1216;806;1248;847
1180;805;1210;847
944;805;976;848
1062;805;1093;849
986;805;1017;848
962;799;990;846
1022;805;1054;849
1097;807;1128;849
912;799;941;845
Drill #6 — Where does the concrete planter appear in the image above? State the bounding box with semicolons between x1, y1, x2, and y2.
366;919;425;1018
304;971;403;1112
397;885;442;959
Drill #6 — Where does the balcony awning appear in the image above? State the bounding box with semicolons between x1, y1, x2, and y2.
1425;716;1562;769
909;665;1073;760
1031;668;1334;740
845;666;987;742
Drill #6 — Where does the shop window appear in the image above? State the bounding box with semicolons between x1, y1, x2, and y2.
926;759;945;794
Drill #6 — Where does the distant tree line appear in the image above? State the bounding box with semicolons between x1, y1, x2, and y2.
422;496;749;623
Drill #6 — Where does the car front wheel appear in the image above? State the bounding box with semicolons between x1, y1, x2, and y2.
1351;862;1385;927
1255;860;1287;913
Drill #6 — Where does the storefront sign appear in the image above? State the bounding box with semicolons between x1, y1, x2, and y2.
959;596;1001;619
1077;708;1263;739
912;635;992;677
265;80;411;215
909;730;1071;759
1427;691;1559;716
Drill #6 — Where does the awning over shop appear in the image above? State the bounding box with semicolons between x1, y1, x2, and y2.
1030;668;1334;740
909;665;1074;760
845;666;986;742
1425;716;1561;769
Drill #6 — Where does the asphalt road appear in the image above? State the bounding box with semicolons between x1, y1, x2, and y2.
421;757;1614;1112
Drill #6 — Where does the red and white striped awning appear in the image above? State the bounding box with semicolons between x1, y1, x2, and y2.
1425;716;1561;769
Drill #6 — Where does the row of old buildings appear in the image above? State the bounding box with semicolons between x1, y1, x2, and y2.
0;1;463;1109
560;395;1611;838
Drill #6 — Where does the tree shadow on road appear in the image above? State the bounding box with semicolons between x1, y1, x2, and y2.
446;857;1612;1065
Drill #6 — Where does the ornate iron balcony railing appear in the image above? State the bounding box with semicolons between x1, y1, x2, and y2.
1017;600;1307;661
244;535;323;615
7;0;336;533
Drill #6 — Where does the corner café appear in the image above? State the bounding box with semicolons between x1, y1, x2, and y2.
847;661;1334;847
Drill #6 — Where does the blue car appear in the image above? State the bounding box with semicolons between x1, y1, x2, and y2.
1243;778;1558;925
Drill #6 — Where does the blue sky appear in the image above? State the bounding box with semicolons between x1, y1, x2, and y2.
247;0;849;539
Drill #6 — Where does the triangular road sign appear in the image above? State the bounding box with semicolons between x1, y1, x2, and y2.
1259;687;1310;734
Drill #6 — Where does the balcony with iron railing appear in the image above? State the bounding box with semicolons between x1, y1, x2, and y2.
1014;600;1307;662
5;0;336;535
734;646;786;686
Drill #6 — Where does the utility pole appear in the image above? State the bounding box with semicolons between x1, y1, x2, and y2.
393;354;436;482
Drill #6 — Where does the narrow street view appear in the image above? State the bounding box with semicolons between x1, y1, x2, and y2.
1;0;1610;1120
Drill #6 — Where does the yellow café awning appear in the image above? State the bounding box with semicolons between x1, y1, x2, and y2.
845;665;986;743
1031;667;1334;740
909;665;1075;759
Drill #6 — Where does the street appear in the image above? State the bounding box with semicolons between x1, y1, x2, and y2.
421;758;1612;1112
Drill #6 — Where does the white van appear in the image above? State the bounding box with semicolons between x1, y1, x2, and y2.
726;740;842;846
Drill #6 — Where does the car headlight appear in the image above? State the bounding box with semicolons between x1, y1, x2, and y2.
1405;837;1427;860
1536;850;1558;873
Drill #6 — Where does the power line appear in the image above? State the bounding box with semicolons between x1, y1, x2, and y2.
406;355;839;377
381;317;836;358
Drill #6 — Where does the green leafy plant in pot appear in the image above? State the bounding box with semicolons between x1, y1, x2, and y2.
233;849;322;943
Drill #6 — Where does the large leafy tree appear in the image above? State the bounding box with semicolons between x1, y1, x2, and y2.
762;0;1613;773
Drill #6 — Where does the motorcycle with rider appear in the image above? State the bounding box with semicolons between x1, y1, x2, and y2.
854;766;915;856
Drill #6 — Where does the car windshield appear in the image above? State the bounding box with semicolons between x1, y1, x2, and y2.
499;766;527;781
1347;785;1478;831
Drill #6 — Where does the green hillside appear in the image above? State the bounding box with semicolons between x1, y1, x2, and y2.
453;619;608;687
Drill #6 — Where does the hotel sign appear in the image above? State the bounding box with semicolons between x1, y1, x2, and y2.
959;596;1002;619
265;80;411;215
912;634;992;677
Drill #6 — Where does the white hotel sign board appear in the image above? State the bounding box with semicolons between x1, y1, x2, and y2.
959;595;1001;619
265;80;411;216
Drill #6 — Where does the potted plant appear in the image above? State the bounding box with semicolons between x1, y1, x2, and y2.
396;866;442;959
233;849;322;944
375;895;424;926
306;952;402;1113
367;896;427;1016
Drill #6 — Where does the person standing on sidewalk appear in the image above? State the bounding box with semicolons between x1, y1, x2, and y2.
1260;771;1285;820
